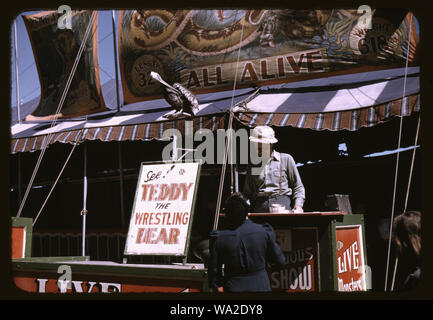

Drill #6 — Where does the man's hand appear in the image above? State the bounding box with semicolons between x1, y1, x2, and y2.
293;205;304;213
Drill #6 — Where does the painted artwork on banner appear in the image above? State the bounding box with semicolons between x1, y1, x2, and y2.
14;275;202;293
22;11;107;120
335;225;367;291
268;228;319;292
124;162;201;256
118;9;418;104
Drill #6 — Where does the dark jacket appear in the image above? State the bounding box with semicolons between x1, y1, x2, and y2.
208;219;285;292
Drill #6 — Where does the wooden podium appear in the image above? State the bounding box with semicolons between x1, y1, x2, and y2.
248;212;369;292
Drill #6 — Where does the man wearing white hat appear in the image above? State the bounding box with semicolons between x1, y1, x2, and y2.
244;126;305;213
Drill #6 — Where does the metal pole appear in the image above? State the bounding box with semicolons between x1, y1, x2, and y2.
82;142;88;256
17;153;22;206
32;130;84;227
14;20;21;123
230;127;234;195
234;164;239;193
111;10;121;112
13;17;24;214
17;11;97;218
172;135;178;161
12;18;20;205
13;17;22;216
112;11;125;227
118;142;125;227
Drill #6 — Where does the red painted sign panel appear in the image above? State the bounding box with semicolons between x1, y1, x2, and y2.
335;225;367;291
268;227;319;292
11;227;25;259
13;274;202;293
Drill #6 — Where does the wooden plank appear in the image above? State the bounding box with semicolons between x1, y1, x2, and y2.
11;217;33;258
246;211;347;217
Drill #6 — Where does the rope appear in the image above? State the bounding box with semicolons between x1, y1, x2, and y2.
213;11;245;230
228;13;246;196
384;12;413;291
389;112;420;290
32;130;84;227
16;11;97;218
390;255;399;291
214;112;235;230
404;113;420;212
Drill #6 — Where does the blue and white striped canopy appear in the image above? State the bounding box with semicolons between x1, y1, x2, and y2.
10;67;420;154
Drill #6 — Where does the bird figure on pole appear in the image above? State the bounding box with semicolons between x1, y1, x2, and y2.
150;71;199;119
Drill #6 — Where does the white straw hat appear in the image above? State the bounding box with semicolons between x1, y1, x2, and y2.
249;126;278;144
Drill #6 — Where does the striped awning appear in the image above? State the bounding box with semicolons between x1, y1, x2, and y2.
10;67;420;154
235;93;420;131
10;113;227;154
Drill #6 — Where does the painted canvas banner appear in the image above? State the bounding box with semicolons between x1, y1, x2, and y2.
118;9;418;104
22;11;107;120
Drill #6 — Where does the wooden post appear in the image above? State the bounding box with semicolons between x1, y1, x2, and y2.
82;142;88;256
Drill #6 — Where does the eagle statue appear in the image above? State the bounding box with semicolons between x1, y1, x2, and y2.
150;72;199;120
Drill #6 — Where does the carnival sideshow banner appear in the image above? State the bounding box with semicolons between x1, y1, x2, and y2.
268;228;319;292
118;9;418;104
336;226;367;291
22;11;107;120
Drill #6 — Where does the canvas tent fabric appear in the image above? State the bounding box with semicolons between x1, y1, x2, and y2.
117;9;418;104
10;9;420;154
21;11;108;120
234;66;420;130
10;66;419;154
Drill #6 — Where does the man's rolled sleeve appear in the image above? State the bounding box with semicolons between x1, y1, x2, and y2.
286;155;305;208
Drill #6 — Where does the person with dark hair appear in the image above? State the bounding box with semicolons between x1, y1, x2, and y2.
392;210;421;291
208;193;286;292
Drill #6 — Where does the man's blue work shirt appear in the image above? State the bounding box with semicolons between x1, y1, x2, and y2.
243;151;305;208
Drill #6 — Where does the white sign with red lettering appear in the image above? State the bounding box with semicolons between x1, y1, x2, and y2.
124;162;200;256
